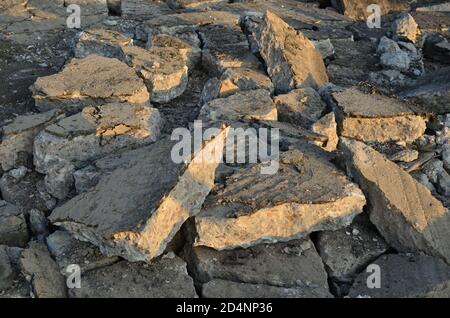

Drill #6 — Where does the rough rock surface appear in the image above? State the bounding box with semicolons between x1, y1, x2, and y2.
400;67;450;114
20;242;67;298
0;110;63;171
199;89;277;122
256;11;328;93
31;55;150;113
123;46;189;103
333;87;427;143
275;88;327;128
50;129;229;262
331;0;410;21
194;148;366;250
0;202;28;248
70;255;197;298
186;238;332;298
316;216;389;281
33;103;161;199
74;28;134;59
340;138;450;264
349;254;450;298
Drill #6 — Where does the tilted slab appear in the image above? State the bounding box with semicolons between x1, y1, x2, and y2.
193;147;366;250
31;55;150;113
50;128;230;262
340;138;450;264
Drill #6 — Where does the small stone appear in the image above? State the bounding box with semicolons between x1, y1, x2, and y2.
73;166;100;193
392;13;419;43
311;112;339;152
29;209;49;238
9;166;28;180
388;149;419;163
380;51;410;71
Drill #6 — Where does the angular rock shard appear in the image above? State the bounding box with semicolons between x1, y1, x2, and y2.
340;138;450;263
333;87;427;143
31;55;150;113
193;147;366;250
50;128;230;262
256;11;328;93
349;254;450;298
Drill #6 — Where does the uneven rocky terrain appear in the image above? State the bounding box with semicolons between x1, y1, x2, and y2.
0;0;449;298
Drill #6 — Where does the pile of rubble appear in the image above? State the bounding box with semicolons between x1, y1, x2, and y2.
0;0;449;298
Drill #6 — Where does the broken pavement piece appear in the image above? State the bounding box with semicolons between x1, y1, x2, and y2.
256;11;328;93
193;148;366;250
274;88;327;128
50;128;229;262
34;103;161;200
123;46;189;103
316;216;389;282
200;24;262;77
348;254;450;298
185;237;332;298
333;87;427;143
198;89;277;122
74;28;133;59
149;34;201;72
46;230;119;274
391;13;419;43
69;255;197;298
340;138;450;264
31;55;150;113
0;110;63;171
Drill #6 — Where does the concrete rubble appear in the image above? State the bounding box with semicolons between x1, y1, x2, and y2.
1;0;449;299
